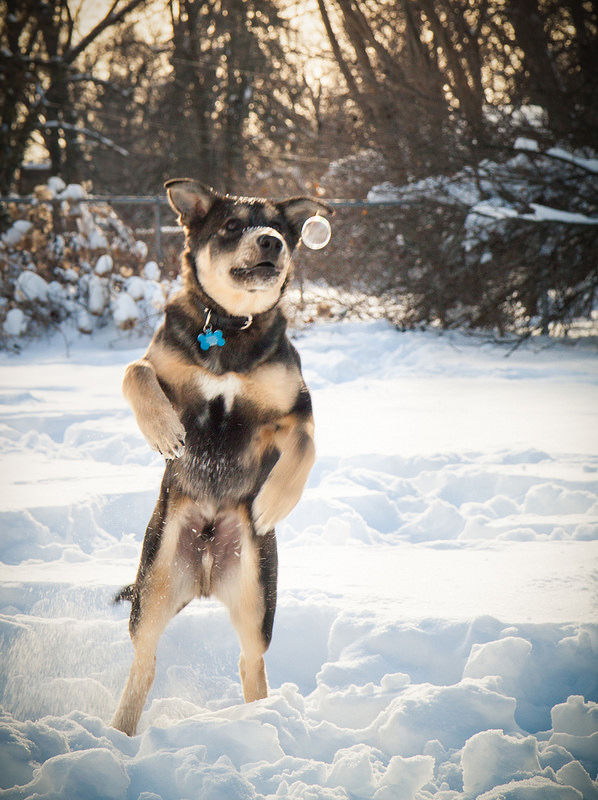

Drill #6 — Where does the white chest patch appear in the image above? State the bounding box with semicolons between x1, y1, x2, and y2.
196;371;243;412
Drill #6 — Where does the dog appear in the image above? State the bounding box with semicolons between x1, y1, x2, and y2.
111;179;331;736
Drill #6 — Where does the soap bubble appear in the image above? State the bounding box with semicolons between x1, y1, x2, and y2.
301;215;332;250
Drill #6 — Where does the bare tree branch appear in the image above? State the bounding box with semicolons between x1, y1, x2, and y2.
66;0;150;63
42;121;130;156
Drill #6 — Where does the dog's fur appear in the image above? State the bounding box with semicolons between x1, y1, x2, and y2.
111;179;330;735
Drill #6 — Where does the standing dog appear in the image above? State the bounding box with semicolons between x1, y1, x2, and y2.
112;179;331;736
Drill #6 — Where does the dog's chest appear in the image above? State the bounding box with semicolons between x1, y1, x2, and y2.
173;362;296;503
196;371;243;413
193;362;299;416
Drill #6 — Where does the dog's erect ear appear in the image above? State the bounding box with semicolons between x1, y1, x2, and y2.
277;197;334;236
164;179;220;226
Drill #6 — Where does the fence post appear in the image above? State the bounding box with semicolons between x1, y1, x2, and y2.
51;198;61;237
153;196;162;263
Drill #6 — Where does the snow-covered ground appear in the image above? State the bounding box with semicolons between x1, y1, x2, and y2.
0;320;597;800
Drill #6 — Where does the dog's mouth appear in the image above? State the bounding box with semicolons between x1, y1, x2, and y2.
230;261;282;283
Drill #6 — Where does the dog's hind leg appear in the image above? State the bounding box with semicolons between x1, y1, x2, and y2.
112;564;180;735
112;503;195;736
216;518;278;703
238;530;278;703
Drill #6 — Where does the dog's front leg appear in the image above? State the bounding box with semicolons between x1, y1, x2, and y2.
252;415;315;535
123;359;186;459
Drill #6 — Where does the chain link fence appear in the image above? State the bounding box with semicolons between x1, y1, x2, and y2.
3;187;594;337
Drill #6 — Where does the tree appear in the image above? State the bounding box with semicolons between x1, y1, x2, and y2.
504;0;598;147
0;0;149;195
315;0;488;182
314;0;598;182
308;0;598;337
163;0;325;193
73;20;171;193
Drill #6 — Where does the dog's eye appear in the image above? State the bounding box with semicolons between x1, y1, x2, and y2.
223;218;243;234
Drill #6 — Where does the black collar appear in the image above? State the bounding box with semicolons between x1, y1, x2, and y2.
201;307;253;333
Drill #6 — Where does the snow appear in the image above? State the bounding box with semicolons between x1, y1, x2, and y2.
87;275;110;316
143;261;160;281
143;281;166;312
514;138;540;153
76;309;93;335
2;308;28;337
0;177;174;339
0;320;597;799
112;292;140;327
1;220;33;247
471;201;598;226
552;697;598;738
58;183;88;201
124;275;147;301
14;270;50;303
47;176;66;197
2;308;27;336
545;147;598;174
514;138;598;173
87;228;109;250
95;254;114;276
366;144;598;255
462;729;542;795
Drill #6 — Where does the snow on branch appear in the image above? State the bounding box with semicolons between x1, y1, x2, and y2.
515;138;598;175
471;200;598;226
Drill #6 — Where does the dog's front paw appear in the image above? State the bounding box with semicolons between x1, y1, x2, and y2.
155;430;186;460
139;409;186;459
252;487;282;536
252;509;274;537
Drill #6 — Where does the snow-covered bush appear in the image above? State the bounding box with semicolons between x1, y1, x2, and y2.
0;178;170;346
15;270;49;303
2;219;33;247
0;176;397;348
2;308;28;337
317;143;598;336
3;146;596;347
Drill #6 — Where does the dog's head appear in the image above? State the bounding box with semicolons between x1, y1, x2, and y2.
165;179;332;317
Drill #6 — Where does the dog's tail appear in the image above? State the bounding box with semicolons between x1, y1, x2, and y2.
113;584;136;605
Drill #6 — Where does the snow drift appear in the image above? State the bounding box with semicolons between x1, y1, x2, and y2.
0;320;597;799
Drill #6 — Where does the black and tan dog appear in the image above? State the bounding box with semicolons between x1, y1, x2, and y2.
112;179;331;736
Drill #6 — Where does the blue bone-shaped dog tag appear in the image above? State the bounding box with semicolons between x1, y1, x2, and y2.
197;328;225;350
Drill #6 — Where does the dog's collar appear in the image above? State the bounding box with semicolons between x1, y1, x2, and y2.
202;307;253;332
197;307;253;350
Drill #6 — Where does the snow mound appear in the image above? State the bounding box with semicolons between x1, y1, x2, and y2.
0;321;597;798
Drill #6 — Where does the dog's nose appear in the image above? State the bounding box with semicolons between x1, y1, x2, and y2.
257;234;283;256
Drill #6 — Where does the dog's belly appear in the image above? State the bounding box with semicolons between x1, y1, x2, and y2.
176;505;245;597
173;394;278;504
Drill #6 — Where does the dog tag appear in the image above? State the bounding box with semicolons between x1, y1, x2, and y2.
198;328;225;350
301;215;332;250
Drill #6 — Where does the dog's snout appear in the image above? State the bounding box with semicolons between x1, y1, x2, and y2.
257;234;283;256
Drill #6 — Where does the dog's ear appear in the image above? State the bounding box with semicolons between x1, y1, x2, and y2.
164;179;220;226
277;197;334;236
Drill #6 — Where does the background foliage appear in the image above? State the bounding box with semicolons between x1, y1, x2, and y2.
1;0;597;337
